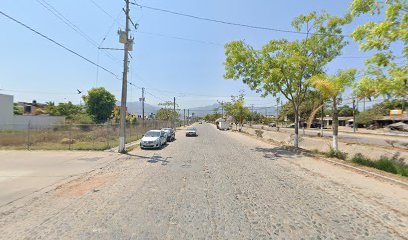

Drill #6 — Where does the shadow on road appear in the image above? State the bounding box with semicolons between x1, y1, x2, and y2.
147;155;172;165
252;146;306;160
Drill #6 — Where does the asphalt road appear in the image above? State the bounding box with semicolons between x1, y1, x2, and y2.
1;123;407;239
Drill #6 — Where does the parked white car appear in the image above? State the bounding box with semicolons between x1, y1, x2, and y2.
140;130;167;149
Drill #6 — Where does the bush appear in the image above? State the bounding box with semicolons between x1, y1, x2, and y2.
255;130;264;138
351;153;408;177
351;153;376;167
325;148;347;160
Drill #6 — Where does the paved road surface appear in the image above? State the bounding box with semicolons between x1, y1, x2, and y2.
1;123;407;239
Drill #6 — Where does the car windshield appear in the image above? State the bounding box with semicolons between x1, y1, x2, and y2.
162;128;171;132
144;131;160;137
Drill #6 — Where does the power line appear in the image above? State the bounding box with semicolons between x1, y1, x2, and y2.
132;3;348;37
0;9;119;79
35;0;119;63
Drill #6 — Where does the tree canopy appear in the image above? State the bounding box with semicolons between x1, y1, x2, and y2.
350;0;407;99
224;11;348;146
82;87;116;123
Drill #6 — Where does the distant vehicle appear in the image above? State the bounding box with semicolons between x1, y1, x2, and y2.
199;121;203;124
161;128;175;142
140;130;167;149
310;123;321;128
186;127;198;137
218;121;230;130
268;123;276;127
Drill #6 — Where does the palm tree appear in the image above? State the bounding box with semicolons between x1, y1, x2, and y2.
308;69;356;151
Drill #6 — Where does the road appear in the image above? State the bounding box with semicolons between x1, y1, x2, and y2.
1;123;407;239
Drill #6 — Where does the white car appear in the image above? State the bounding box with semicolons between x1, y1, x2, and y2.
140;130;167;149
186;127;198;137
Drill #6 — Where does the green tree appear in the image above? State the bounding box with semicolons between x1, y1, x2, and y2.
82;87;116;123
224;93;251;131
13;103;23;115
204;112;222;122
338;105;355;117
155;108;179;121
44;101;58;116
56;102;82;118
309;69;356;151
350;0;407;103
224;12;348;147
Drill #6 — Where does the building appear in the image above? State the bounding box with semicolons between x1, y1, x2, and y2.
373;113;408;128
0;94;65;130
316;116;354;127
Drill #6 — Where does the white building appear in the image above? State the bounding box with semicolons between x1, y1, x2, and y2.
0;94;65;130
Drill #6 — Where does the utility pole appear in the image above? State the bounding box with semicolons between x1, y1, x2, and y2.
173;97;176;129
183;109;186;127
118;0;131;153
221;102;224;118
141;88;145;121
187;109;190;125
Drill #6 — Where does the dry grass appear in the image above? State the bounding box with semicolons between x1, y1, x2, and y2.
0;122;169;150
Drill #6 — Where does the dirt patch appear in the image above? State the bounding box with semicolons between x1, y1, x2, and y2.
56;175;114;198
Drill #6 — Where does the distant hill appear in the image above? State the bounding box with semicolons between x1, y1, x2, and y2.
116;101;159;114
188;104;277;117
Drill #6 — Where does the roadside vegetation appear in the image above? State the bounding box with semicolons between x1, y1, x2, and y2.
351;153;408;177
221;0;407;159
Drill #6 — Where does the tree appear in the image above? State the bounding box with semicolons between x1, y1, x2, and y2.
350;0;407;103
224;12;348;147
155;108;179;121
44;101;58;116
224;93;251;131
338;105;355;117
309;69;356;151
13;103;23;115
204;112;222;122
56;102;82;118
82;87;116;123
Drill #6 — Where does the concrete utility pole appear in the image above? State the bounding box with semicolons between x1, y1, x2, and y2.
187;109;190;125
173;97;176;129
220;101;224;117
141;88;145;121
118;0;131;153
183;109;186;127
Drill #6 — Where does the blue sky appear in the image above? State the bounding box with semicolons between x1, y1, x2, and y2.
0;0;380;109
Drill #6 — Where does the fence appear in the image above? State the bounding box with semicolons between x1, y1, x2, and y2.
0;120;179;150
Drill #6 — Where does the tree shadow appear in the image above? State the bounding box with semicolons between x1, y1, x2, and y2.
147;155;172;166
252;146;308;160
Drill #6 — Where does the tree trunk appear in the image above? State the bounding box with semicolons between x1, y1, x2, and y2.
306;103;324;128
294;109;299;148
332;98;339;151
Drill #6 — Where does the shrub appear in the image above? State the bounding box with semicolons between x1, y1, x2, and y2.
351;153;376;167
351;153;408;177
255;130;264;138
325;148;347;160
375;159;398;174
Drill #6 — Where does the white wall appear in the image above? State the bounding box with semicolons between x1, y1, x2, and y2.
0;94;65;130
13;115;66;130
0;94;14;128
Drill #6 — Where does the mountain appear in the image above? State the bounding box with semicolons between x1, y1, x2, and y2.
189;103;221;117
189;104;277;117
116;101;159;114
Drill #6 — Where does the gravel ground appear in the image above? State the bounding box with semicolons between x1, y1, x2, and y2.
0;123;407;239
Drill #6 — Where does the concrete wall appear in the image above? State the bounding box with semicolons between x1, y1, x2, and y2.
0;94;14;127
13;115;66;130
0;94;65;130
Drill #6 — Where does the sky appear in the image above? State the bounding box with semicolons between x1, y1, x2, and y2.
0;0;387;110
